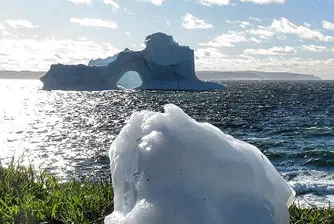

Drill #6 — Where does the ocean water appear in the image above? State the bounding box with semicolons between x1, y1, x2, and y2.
0;79;333;207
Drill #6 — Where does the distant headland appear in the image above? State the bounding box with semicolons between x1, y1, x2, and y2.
197;71;321;81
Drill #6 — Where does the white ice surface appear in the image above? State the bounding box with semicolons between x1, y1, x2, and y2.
42;33;224;91
105;104;295;224
143;33;192;66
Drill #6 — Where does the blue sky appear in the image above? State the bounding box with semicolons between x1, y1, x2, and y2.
0;0;333;79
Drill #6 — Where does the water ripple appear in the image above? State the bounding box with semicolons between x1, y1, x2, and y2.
0;80;333;205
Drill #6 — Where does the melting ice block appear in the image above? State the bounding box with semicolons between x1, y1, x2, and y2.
105;104;295;224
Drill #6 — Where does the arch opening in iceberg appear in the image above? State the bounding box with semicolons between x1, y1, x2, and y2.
117;71;143;89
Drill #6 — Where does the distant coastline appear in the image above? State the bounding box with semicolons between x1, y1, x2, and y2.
0;71;45;79
197;71;322;81
0;70;325;81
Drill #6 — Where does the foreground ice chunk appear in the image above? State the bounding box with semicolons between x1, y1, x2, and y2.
105;104;295;224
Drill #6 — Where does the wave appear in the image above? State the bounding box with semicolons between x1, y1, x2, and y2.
288;170;334;196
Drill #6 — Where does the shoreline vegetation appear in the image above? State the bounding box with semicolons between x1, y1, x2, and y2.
0;162;333;224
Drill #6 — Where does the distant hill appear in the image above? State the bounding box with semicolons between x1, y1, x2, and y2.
0;71;45;79
197;71;321;81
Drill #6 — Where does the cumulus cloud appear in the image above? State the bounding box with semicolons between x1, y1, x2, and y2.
182;13;213;29
199;31;248;47
248;28;274;39
103;0;120;11
68;0;92;4
322;21;334;31
125;32;131;36
0;37;119;71
0;23;5;30
301;45;329;52
271;17;334;42
243;46;296;55
70;17;118;28
240;0;285;4
199;0;229;6
6;19;38;29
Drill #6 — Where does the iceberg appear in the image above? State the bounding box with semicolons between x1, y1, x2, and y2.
105;104;295;224
40;33;224;91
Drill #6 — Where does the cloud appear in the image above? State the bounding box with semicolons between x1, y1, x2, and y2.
248;28;274;38
6;19;38;29
240;21;251;28
322;21;334;31
225;20;253;29
0;23;5;30
103;0;120;11
240;0;285;4
182;13;213;29
1;30;18;37
195;55;333;79
125;32;131;36
139;0;165;5
0;37;119;71
199;31;247;47
271;17;334;42
304;22;311;27
199;0;229;6
301;45;329;52
68;0;92;4
249;17;262;22
243;46;296;55
195;48;225;58
1;36;331;79
226;19;238;24
70;17;118;28
250;37;262;43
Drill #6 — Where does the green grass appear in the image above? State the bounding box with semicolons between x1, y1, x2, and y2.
0;162;333;224
290;203;333;224
0;161;113;224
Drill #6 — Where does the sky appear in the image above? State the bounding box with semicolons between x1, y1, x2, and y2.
0;0;333;79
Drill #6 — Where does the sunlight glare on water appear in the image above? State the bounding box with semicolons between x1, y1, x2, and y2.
0;79;333;206
0;80;44;163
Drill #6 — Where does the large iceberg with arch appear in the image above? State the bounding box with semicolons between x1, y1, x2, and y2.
40;33;224;91
105;104;295;224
